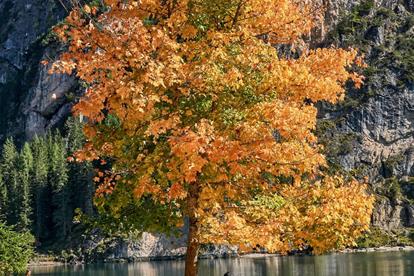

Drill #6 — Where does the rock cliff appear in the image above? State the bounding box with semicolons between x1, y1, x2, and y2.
0;0;75;141
316;0;414;231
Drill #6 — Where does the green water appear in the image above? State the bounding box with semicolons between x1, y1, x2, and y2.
31;251;414;276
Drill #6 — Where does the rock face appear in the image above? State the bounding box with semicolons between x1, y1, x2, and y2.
0;0;73;141
312;0;395;43
317;0;414;231
80;231;188;262
334;88;414;181
371;197;414;230
70;229;237;263
22;47;77;139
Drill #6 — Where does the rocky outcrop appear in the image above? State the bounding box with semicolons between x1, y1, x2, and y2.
22;46;77;139
63;229;237;263
80;231;188;262
317;0;414;231
372;197;413;230
312;0;400;44
0;0;72;142
324;86;414;182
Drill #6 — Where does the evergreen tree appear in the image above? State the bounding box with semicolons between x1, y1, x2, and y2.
48;131;69;241
1;138;19;225
66;116;85;154
0;221;34;274
0;168;7;220
17;143;33;231
0;121;97;246
31;135;49;242
66;117;94;217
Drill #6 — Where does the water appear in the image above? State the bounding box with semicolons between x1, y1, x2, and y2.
31;251;414;276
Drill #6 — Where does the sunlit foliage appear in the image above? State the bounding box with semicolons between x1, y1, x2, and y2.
52;0;373;267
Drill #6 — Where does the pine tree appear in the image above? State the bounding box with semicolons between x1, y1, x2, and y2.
0;167;7;220
0;221;34;274
66;116;94;217
48;131;69;241
0;125;96;245
1;138;19;225
31;135;49;242
17;143;33;231
66;116;85;154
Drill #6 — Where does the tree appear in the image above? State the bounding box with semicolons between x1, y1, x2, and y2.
31;135;49;242
53;0;374;275
17;143;34;231
66;116;85;154
0;221;34;274
66;116;95;218
0;166;7;220
1;138;19;226
48;131;70;241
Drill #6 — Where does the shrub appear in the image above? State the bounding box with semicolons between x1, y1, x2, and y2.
0;222;34;274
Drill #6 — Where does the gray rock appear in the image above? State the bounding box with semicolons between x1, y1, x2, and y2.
79;229;238;262
315;1;414;232
371;197;411;230
405;0;414;12
22;48;76;139
0;0;71;141
406;206;414;227
335;87;414;180
365;26;385;45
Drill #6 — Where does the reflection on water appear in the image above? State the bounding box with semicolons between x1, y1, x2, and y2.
31;251;414;276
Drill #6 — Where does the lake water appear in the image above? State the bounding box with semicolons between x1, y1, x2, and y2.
31;250;414;276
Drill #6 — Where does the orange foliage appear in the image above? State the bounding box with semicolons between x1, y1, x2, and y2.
53;0;373;254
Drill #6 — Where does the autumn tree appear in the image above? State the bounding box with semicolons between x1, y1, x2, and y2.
53;0;374;275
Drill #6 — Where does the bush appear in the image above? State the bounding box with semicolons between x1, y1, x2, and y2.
0;222;34;274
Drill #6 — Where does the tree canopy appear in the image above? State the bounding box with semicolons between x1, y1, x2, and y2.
53;0;374;274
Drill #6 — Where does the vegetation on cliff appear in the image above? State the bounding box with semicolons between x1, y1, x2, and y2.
317;0;414;243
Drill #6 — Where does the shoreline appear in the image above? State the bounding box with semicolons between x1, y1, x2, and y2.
28;245;414;267
338;245;414;254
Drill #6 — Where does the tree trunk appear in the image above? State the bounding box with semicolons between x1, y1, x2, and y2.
185;215;200;276
184;183;200;276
